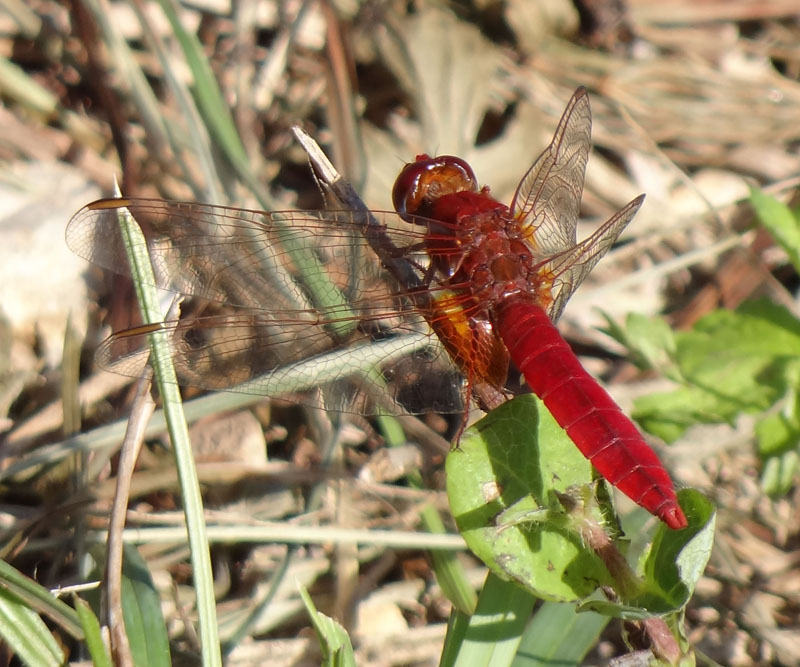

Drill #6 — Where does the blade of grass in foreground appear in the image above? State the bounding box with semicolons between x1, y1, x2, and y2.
0;559;83;640
0;586;65;666
440;573;535;667
513;602;608;666
112;198;222;666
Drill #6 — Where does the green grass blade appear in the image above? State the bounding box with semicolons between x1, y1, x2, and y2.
120;544;171;667
74;596;113;667
153;0;253;190
512;602;608;666
114;199;222;666
441;573;535;667
0;558;83;639
298;585;356;667
0;586;65;666
422;504;477;616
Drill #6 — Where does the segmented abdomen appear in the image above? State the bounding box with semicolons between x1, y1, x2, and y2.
493;295;687;529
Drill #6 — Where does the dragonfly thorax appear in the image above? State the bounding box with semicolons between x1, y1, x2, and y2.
446;210;547;308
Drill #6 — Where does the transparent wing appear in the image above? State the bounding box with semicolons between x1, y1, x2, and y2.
506;88;643;321
67;198;434;316
545;194;645;322
510;87;592;256
67;198;470;413
94;314;464;415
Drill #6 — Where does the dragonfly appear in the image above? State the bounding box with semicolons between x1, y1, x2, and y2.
67;87;686;530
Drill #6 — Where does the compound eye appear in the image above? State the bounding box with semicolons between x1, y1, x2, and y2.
392;154;478;218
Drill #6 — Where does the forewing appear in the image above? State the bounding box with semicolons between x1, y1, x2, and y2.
67;198;432;316
545;194;645;322
510;88;592;255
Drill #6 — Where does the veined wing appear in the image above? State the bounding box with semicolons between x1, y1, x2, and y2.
67;198;468;413
545;194;645;322
510;87;592;257
95;313;464;415
66;198;446;320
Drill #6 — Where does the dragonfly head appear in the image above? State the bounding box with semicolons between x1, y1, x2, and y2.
393;154;478;223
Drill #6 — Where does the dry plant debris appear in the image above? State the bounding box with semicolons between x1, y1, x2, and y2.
1;0;800;664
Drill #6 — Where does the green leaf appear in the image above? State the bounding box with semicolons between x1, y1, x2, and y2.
579;489;715;618
634;383;753;443
299;585;356;667
446;394;613;601
121;545;171;667
600;311;678;376
634;300;800;441
756;412;799;458
761;450;799;497
757;412;800;495
754;369;800;495
750;187;800;273
678;300;800;370
638;490;715;604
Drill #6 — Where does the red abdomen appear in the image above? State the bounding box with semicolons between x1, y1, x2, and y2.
493;295;687;530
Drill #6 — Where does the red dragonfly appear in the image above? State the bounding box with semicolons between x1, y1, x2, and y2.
67;87;686;530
